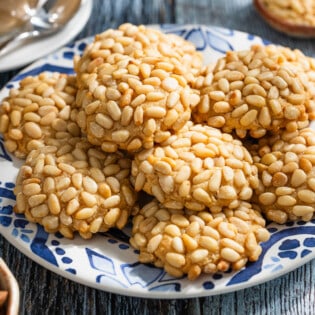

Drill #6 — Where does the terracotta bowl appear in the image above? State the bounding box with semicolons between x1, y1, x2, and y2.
253;0;315;38
0;259;19;315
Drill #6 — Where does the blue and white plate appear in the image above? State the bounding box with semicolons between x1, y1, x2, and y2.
1;25;315;299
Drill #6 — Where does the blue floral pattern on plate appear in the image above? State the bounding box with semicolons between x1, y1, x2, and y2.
0;24;314;299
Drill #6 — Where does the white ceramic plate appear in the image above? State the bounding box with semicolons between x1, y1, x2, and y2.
1;24;315;299
0;0;92;72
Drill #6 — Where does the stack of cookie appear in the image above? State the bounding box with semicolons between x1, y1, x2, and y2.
1;23;315;280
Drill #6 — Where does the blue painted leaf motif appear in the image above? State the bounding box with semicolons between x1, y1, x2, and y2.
55;247;66;255
263;264;275;269
118;244;129;250
12;228;18;237
278;239;299;259
149;283;181;292
66;42;75;48
0;205;13;227
0;215;12;227
14;218;29;228
121;262;164;287
211;26;234;36
297;220;307;226
205;30;233;53
301;249;312;258
278;251;297;259
61;257;72;264
54;232;64;239
5;182;14;189
107;238;118;244
96;274;128;288
21;234;30;243
20;229;34;234
0;187;15;200
271;256;280;262
246;32;270;45
63;51;74;60
212;273;223;280
163;25;187;37
78;42;87;52
247;34;255;41
285;221;295;227
0;139;12;161
51;240;60;246
30;225;58;267
262;38;272;45
184;28;206;50
279;239;300;250
271;264;283;272
303;237;315;247
203;281;215;290
86;248;115;274
0;205;13;215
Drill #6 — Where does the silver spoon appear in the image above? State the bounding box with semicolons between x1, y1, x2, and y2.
0;0;48;45
0;0;35;36
0;0;81;58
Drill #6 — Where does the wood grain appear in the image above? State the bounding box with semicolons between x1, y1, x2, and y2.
0;1;314;314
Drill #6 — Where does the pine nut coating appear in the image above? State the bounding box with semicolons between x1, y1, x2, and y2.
130;199;269;280
192;44;314;139
132;122;258;212
0;73;80;159
74;24;202;152
250;128;315;223
13;137;137;239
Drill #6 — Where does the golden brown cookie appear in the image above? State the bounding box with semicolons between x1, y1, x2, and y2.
0;72;80;159
131;122;259;212
74;23;203;83
192;45;312;139
75;55;200;153
14;137;138;239
130;199;269;280
250;127;315;223
73;24;202;153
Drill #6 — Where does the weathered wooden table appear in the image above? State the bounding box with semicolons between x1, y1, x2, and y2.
1;1;314;314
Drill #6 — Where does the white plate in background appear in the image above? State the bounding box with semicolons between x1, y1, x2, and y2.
0;0;92;72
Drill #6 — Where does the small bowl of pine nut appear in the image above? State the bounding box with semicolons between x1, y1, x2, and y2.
254;0;315;38
0;259;19;315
